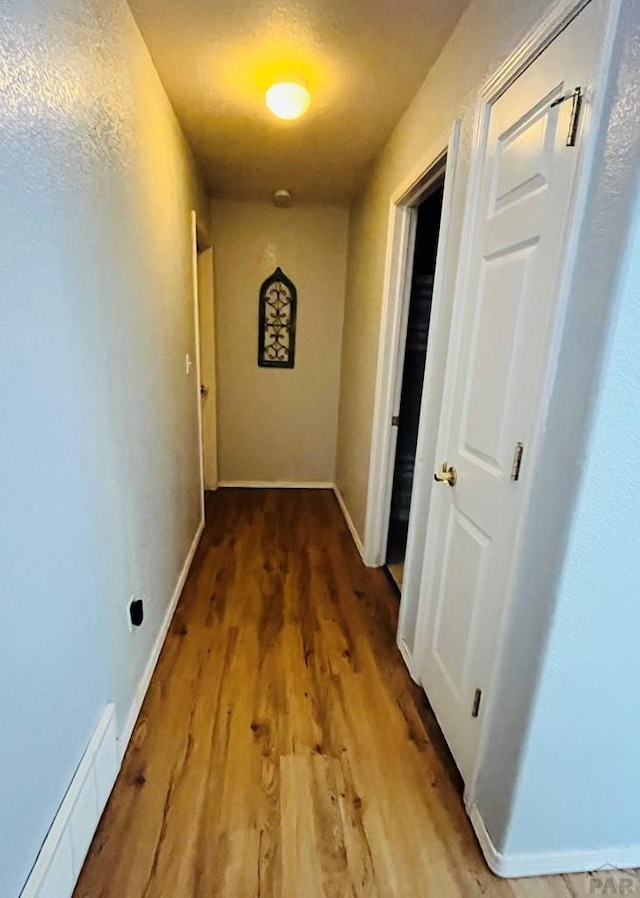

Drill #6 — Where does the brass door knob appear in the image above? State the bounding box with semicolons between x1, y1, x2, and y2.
434;463;457;487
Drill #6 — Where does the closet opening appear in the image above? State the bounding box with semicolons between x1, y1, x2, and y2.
386;179;445;591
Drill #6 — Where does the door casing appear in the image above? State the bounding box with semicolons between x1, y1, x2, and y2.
190;210;206;526
363;124;462;598
197;245;218;490
403;0;623;810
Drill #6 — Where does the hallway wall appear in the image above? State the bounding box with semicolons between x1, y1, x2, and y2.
212;200;348;484
335;0;640;869
0;1;208;894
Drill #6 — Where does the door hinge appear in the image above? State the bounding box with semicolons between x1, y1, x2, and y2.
391;415;400;427
550;86;583;147
511;442;524;482
471;688;482;719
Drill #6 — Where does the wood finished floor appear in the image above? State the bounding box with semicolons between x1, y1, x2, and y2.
75;488;587;898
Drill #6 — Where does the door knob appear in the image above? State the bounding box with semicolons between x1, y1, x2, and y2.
200;384;209;396
434;463;457;486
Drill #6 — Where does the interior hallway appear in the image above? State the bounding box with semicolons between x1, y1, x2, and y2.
74;489;586;897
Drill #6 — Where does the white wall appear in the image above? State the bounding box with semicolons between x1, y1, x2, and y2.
212;200;348;484
0;1;208;895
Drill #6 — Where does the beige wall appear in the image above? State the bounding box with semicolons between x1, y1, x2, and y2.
0;0;209;892
335;0;558;541
213;200;349;483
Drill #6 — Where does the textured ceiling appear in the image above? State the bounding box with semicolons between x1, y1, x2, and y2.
128;0;471;203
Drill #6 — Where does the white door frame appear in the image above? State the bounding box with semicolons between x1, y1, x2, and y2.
362;121;462;573
196;245;219;491
405;0;622;811
190;210;205;527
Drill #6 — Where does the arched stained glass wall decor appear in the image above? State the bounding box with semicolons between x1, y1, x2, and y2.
257;267;297;369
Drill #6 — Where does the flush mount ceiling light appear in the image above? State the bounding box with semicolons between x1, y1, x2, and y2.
265;81;310;120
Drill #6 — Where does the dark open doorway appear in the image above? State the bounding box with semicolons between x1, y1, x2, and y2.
386;179;445;590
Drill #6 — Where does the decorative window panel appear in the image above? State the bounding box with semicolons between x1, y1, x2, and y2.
258;267;297;369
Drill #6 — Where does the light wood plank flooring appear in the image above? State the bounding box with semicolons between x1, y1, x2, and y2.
386;562;404;592
75;488;587;897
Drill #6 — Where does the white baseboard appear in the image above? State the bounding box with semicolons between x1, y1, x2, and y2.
332;485;366;562
118;517;205;755
470;805;640;878
218;480;334;489
20;705;119;898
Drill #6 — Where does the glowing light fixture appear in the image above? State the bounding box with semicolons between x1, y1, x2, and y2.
265;81;310;120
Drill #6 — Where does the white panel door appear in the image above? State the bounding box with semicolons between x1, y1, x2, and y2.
415;0;606;782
